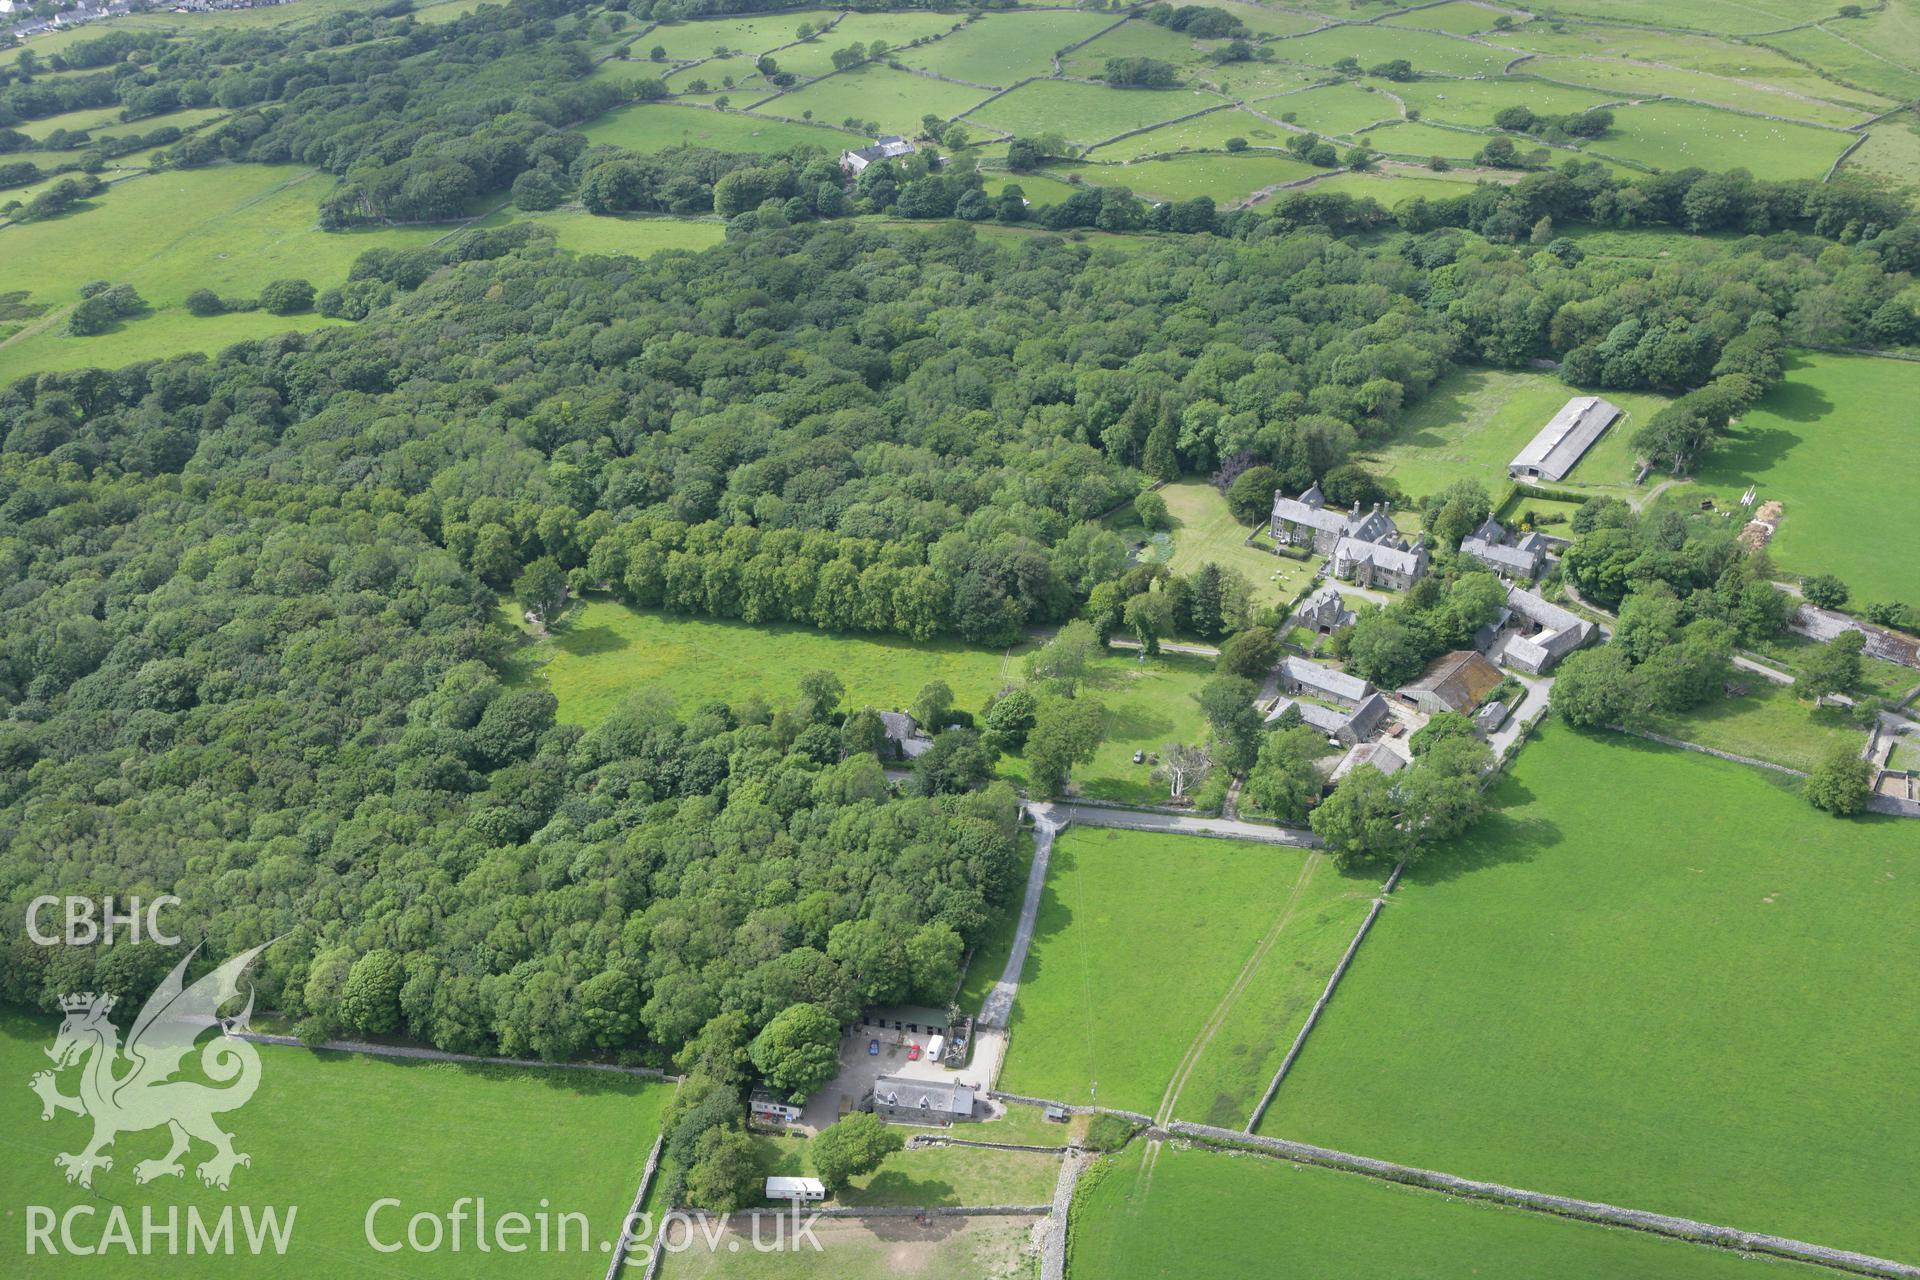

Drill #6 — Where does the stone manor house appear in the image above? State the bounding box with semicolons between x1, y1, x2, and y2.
1271;484;1429;591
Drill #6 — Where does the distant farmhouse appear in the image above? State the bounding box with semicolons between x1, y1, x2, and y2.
840;136;914;176
1400;649;1504;716
1295;585;1357;635
1460;517;1551;581
1498;585;1595;674
1271;486;1428;590
1509;396;1621;482
872;1074;974;1127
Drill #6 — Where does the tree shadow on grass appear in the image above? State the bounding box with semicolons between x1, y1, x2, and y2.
1386;370;1488;451
840;1173;962;1209
554;622;632;657
1404;781;1558;887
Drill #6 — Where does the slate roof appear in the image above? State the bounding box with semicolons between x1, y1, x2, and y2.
1502;585;1594;670
878;711;933;758
1264;698;1346;733
1329;741;1410;784
874;1074;975;1118
1510;396;1622;481
1281;656;1371;704
1334;536;1426;577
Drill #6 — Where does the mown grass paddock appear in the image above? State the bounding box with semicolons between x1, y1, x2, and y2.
1258;727;1920;1264
994;827;1366;1118
1680;352;1920;604
505;598;1021;729
1362;367;1666;504
0;1012;670;1279
1069;1141;1838;1280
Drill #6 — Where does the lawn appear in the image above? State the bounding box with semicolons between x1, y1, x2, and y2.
0;1011;669;1278
505;598;1021;728
1070;1142;1837;1280
753;64;993;137
965;80;1220;147
1365;367;1668;503
899;10;1115;86
995;827;1369;1117
750;1132;1060;1208
1107;480;1319;606
1585;101;1853;181
660;1214;1036;1279
582;102;857;153
1644;678;1867;773
1678;352;1920;604
1258;727;1920;1263
998;650;1216;806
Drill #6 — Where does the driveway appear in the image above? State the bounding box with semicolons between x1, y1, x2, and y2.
1032;801;1321;848
978;811;1062;1028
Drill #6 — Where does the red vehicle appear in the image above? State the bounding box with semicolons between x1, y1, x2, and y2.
907;1043;922;1061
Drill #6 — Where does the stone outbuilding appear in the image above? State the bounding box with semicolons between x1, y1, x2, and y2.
1399;650;1504;716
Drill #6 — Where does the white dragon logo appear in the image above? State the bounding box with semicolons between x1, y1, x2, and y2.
30;942;269;1191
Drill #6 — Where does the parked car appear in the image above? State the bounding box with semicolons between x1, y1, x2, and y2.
867;1039;879;1056
907;1043;922;1061
1132;750;1144;764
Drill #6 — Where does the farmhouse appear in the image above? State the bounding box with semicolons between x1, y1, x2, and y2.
840;135;915;176
1296;585;1357;634
1459;517;1550;580
1399;649;1504;715
1508;396;1622;482
1499;586;1595;674
872;1074;975;1126
1279;656;1371;707
876;712;933;761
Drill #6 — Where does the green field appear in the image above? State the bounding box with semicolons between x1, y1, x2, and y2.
1290;167;1502;205
521;210;728;258
1258;81;1401;137
999;649;1216;805
1083;152;1320;204
506;598;1020;728
966;80;1220;147
1527;55;1871;130
1394;76;1623;128
0;164;447;383
1059;19;1206;80
1274;25;1516;77
1070;1142;1835;1280
1;1012;668;1278
1087;107;1287;161
1364;367;1667;503
1259;727;1920;1263
1767;19;1920;103
1685;352;1920;603
899;11;1114;86
995;827;1371;1118
582;102;857;153
1585;101;1853;180
1840;109;1920;189
1646;679;1867;773
753;64;992;137
1354;119;1496;163
640;13;835;61
1382;0;1521;36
